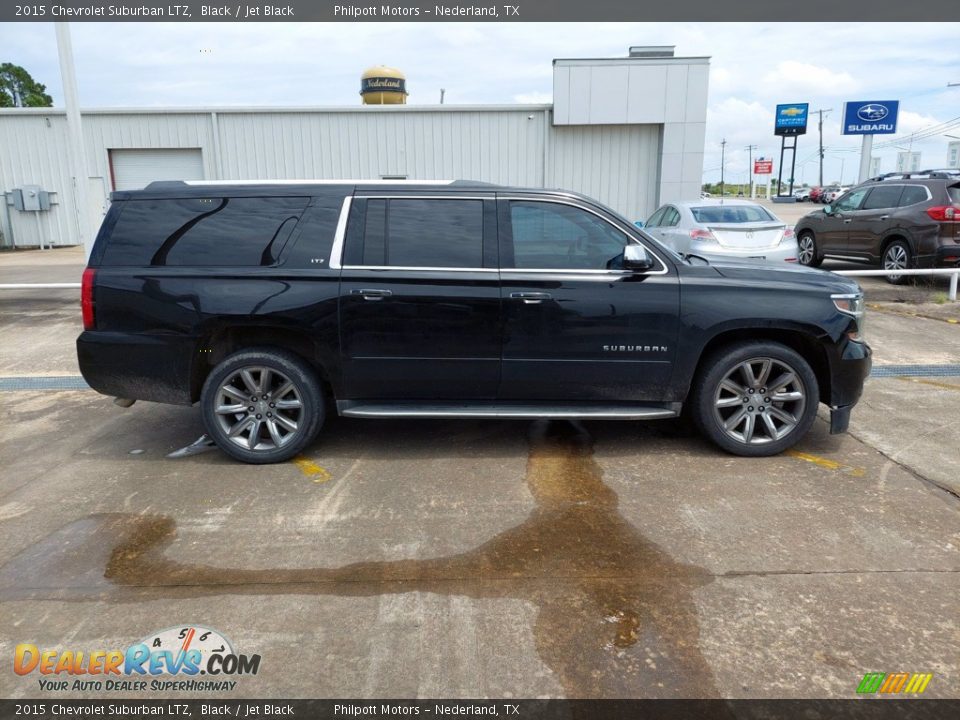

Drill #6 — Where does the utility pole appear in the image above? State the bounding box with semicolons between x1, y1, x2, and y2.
745;144;758;199
812;108;832;187
719;138;727;196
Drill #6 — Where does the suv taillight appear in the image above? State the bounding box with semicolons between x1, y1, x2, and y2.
81;267;96;330
926;205;959;221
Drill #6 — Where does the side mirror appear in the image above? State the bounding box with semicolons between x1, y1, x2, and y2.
634;219;645;228
823;204;833;215
624;244;655;271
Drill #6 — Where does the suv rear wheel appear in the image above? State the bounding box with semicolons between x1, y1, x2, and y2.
691;342;819;457
797;231;822;267
201;348;325;464
882;239;911;285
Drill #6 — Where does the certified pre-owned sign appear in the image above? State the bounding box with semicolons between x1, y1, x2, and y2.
842;100;899;135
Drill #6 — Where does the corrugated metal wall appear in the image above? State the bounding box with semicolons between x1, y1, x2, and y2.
549;124;660;223
0;114;77;249
0;108;662;247
216;110;547;186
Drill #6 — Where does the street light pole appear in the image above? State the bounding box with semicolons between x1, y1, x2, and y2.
720;138;726;196
55;22;94;260
745;144;758;199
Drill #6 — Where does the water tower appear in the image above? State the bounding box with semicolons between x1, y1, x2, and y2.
360;65;408;105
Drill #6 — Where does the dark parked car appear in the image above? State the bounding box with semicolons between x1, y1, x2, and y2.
794;172;960;282
78;180;871;463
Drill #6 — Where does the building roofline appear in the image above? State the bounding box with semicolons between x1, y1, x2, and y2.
0;103;554;116
553;56;710;65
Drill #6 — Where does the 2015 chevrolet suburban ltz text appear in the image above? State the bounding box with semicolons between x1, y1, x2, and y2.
77;180;871;464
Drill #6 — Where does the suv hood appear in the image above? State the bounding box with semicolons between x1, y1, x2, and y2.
707;260;861;294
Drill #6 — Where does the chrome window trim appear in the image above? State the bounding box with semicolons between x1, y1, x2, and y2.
499;195;670;275
331;193;671;276
343;265;497;273
329;196;352;270
354;195;493;200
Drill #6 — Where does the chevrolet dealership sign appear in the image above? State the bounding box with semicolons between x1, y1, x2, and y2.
842;101;900;135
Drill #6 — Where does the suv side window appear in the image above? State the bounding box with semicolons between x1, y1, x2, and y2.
358;198;484;268
898;186;929;206
104;197;309;267
833;188;868;212
508;200;630;270
861;185;903;210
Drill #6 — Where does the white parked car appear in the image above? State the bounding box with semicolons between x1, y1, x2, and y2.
823;186;850;203
639;199;799;265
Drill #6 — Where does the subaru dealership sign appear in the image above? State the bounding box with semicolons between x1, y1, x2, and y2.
842;101;899;135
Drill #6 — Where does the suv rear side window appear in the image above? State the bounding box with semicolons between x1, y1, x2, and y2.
508;201;629;270
103;197;309;266
357;199;484;268
862;185;903;210
898;186;929;206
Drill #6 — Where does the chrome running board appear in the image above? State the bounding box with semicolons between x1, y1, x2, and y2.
337;401;680;420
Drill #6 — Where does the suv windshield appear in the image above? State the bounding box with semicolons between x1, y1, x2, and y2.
691;206;775;223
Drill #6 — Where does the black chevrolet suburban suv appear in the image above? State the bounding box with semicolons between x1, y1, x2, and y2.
78;180;871;464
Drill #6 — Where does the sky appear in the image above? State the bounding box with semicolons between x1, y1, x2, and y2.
2;21;958;187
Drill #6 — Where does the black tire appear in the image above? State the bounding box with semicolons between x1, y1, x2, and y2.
797;231;822;267
690;342;819;457
882;239;911;285
201;347;325;464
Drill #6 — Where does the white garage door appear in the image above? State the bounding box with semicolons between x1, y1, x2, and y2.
110;148;204;190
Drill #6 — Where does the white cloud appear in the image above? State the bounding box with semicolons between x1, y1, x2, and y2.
761;61;858;97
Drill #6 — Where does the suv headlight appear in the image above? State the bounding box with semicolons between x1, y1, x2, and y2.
832;293;865;341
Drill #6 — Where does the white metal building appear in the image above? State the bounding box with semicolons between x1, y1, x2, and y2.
0;47;709;249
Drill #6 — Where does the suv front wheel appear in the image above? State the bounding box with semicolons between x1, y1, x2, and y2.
201;347;325;464
691;342;819;457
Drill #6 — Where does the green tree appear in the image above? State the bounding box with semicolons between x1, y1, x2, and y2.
0;63;53;107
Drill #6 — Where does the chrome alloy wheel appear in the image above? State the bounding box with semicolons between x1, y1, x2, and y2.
883;243;908;281
798;235;815;265
213;366;303;452
712;357;806;446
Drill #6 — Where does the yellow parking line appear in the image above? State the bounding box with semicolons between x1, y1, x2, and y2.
895;376;960;393
785;450;866;477
292;456;333;483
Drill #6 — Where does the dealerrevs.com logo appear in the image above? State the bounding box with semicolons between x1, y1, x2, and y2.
14;625;260;693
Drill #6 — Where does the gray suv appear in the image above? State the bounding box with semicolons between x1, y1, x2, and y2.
794;172;960;283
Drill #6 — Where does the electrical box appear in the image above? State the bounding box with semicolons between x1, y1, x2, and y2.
12;185;51;212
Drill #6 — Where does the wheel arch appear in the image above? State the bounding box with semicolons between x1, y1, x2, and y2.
190;323;337;403
688;327;832;406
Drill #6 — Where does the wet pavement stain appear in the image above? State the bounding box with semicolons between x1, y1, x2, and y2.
0;420;717;698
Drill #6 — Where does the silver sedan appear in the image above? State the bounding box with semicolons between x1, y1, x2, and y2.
639;199;800;265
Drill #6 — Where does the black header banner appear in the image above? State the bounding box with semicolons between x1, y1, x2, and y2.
2;699;960;720
1;0;955;22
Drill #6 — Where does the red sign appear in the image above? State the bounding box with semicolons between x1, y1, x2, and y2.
754;160;774;174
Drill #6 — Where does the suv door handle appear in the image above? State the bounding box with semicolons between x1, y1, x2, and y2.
878;215;890;220
351;288;393;301
843;219;852;223
510;291;552;304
